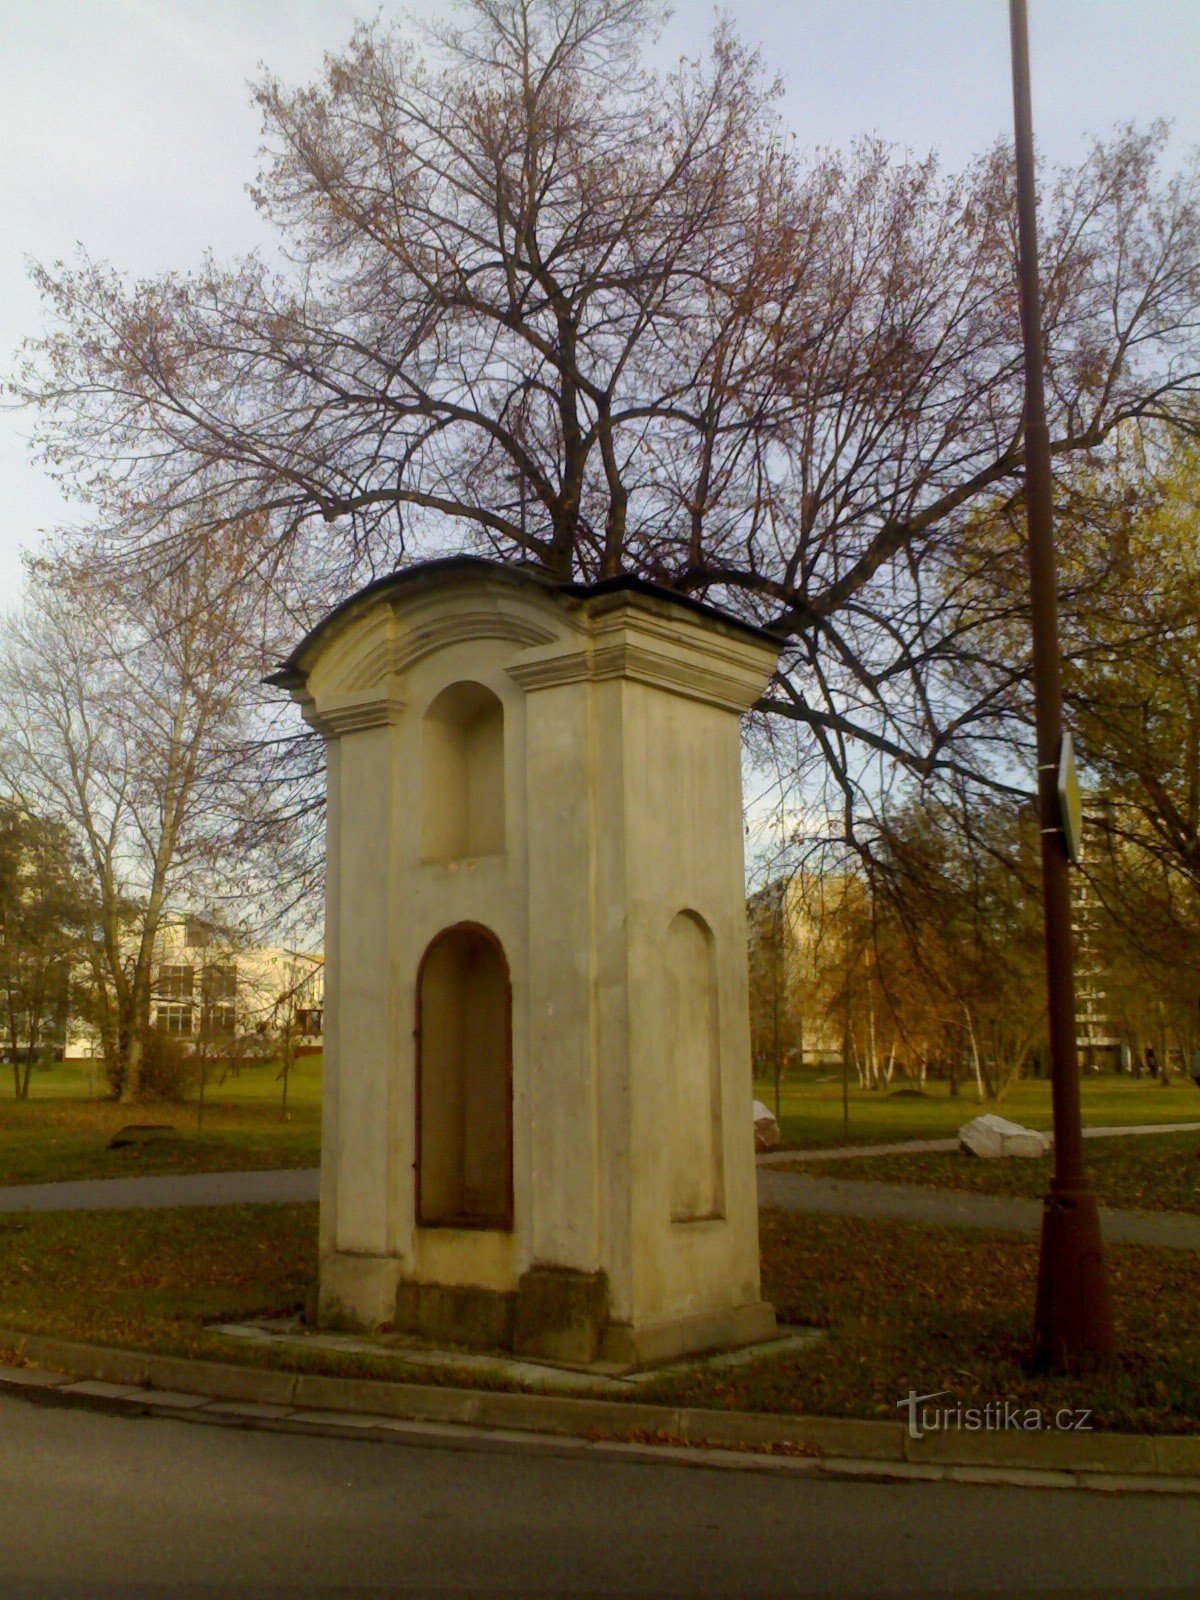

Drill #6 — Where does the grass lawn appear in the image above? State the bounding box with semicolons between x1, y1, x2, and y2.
1;1201;1198;1433
0;1056;321;1187
754;1072;1200;1149
788;1129;1200;1214
0;1204;319;1363
6;1059;1193;1189
639;1210;1200;1433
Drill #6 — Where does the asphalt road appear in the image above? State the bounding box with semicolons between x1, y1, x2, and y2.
0;1167;321;1213
0;1393;1196;1599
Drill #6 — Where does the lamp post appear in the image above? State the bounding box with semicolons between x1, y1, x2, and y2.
1008;0;1116;1370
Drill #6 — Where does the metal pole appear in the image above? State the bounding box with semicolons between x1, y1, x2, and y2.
1008;0;1115;1369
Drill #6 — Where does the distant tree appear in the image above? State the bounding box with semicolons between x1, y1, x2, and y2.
14;0;1200;825
0;802;88;1098
866;794;1048;1100
1049;446;1200;1069
0;531;288;1101
748;867;886;1091
1081;803;1200;1077
1063;448;1200;892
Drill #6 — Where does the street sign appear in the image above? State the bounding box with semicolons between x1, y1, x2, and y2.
1057;730;1083;864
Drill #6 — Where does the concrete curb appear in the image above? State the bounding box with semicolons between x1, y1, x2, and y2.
2;1327;1199;1493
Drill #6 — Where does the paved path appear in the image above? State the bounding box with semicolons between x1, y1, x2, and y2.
3;1158;1198;1250
756;1168;1200;1249
0;1166;320;1213
758;1120;1200;1165
759;1137;961;1164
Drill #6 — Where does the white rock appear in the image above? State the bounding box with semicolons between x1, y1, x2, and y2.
752;1099;781;1152
959;1113;1050;1159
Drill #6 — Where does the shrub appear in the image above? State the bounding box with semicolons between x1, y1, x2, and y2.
104;1027;196;1103
139;1027;196;1102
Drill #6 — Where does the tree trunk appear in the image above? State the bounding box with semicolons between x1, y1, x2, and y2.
772;931;783;1123
8;1002;21;1099
16;1010;42;1102
841;1002;851;1143
121;1028;143;1104
281;1024;293;1123
963;1005;985;1103
196;1044;208;1131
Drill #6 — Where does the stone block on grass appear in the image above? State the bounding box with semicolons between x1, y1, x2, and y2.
752;1101;781;1152
959;1113;1049;1159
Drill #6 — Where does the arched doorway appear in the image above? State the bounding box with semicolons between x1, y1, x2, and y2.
416;923;513;1229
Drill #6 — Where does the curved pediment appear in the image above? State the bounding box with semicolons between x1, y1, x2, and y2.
270;554;781;722
273;558;575;703
343;608;560;692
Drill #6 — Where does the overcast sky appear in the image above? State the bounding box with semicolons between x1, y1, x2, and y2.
2;0;1199;604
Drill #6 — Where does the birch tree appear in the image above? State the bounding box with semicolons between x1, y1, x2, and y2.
0;533;284;1100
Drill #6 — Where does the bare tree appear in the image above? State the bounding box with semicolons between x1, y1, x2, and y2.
869;792;1049;1099
12;0;1200;826
0;531;291;1100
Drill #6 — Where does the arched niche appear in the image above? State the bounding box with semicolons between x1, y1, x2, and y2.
666;910;725;1222
416;923;513;1230
421;681;505;862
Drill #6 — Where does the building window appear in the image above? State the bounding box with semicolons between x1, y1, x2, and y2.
159;1002;194;1036
416;924;512;1230
160;964;194;1000
203;1003;237;1039
202;963;236;1003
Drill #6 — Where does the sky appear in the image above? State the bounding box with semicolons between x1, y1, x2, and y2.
2;0;1199;605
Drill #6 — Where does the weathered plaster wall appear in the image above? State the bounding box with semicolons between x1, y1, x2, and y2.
282;563;779;1362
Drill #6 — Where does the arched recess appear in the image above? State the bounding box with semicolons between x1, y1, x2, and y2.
666;910;725;1222
416;923;513;1229
421;682;505;862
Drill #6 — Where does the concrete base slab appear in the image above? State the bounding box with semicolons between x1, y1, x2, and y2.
214;1314;821;1394
135;1388;213;1411
286;1410;405;1430
205;1400;298;1420
0;1364;70;1388
600;1300;778;1367
1077;1472;1200;1495
59;1380;146;1401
